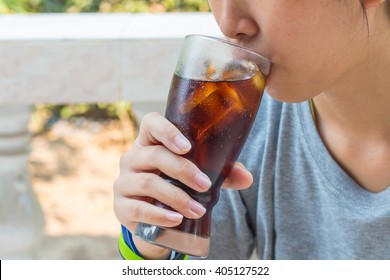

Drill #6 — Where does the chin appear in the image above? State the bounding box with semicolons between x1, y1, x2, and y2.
264;71;315;103
265;85;310;104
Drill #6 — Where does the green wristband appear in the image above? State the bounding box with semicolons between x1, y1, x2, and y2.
118;231;189;260
118;231;145;260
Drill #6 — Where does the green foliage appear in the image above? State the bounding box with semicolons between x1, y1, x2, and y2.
40;102;134;120
1;0;210;13
0;1;8;13
30;102;137;134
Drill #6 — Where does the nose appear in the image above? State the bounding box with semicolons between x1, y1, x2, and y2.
210;0;259;41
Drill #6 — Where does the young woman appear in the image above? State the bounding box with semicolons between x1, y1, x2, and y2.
113;0;390;259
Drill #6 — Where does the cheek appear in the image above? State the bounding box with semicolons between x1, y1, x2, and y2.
262;26;357;102
260;25;321;100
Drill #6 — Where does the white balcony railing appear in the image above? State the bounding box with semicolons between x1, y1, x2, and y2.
0;12;221;259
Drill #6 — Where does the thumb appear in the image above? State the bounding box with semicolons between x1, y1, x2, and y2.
221;162;253;190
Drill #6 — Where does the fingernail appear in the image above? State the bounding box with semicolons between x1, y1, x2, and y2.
174;135;191;152
233;162;248;173
166;212;183;222
189;200;207;217
195;172;212;190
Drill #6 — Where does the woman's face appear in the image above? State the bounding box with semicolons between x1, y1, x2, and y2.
208;0;373;102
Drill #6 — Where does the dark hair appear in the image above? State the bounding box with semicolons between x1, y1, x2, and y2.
358;0;390;34
387;0;390;17
359;0;390;18
359;0;390;12
359;1;368;27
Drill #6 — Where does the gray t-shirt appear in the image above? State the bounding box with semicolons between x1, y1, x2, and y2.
201;93;390;260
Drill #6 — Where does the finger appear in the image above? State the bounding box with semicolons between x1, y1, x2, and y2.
114;196;184;231
116;172;207;220
221;162;253;190
136;112;191;155
127;145;211;192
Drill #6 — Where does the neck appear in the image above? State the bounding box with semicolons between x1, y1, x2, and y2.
313;4;390;140
313;49;390;141
311;31;390;193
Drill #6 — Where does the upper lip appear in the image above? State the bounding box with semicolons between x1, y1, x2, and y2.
233;39;270;59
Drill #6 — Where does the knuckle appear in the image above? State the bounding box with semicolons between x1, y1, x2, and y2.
135;173;155;191
113;176;123;193
144;111;160;120
130;201;155;223
119;150;136;170
113;174;132;195
178;159;196;175
169;188;189;207
144;145;167;166
141;112;160;128
129;202;143;221
113;198;135;225
148;145;163;157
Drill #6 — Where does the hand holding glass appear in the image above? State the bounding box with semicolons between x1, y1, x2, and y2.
135;34;270;257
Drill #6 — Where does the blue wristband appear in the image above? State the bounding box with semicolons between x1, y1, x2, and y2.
121;225;142;256
120;225;188;260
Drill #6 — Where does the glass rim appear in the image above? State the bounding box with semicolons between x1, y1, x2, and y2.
184;34;271;66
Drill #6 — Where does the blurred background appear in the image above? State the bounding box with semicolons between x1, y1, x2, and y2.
0;0;211;260
0;0;210;13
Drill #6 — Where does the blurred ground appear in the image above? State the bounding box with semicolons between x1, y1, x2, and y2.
29;117;137;260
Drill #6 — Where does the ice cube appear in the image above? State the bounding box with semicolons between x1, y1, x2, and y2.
222;60;257;81
205;63;219;80
189;83;244;141
179;81;218;114
252;68;266;92
202;61;223;81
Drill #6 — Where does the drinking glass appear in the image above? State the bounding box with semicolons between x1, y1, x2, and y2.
135;34;271;257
